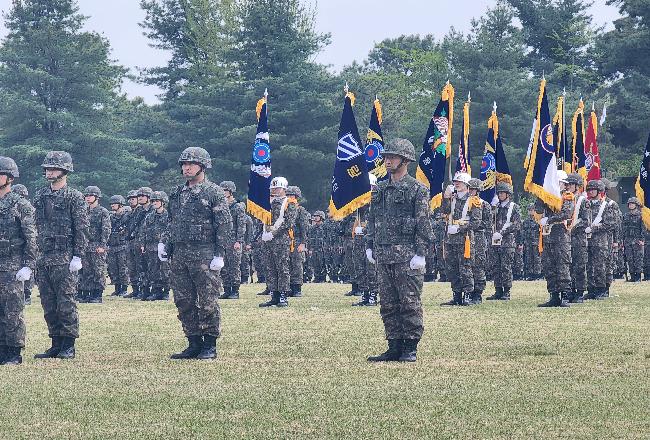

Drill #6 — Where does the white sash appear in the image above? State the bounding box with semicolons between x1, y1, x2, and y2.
499;202;515;234
268;197;288;232
568;194;585;230
592;198;608;227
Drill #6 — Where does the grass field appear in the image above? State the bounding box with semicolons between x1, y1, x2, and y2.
1;280;649;439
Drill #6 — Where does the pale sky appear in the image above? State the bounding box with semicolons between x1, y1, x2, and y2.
0;0;620;104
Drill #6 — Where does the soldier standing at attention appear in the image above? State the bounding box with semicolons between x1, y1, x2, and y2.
160;147;232;360
365;138;432;362
308;211;327;283
11;184;35;305
141;191;171;301
33;151;89;359
124;190;139;297
219;181;246;300
287;186;309;298
522;204;542;280
622;197;644;282
584;180;616;300
565;173;590;302
124;188;149;299
432;211;447;282
486;182;521;301
107;195;130;297
133;187;153;300
259;177;297;308
0;157;37;365
467;178;490;304
352;174;379;307
440;172;481;307
535;172;573;307
601;179;622;293
79;186;111;304
240;213;254;285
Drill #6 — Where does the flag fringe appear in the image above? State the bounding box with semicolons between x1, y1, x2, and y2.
527;181;563;212
429;193;443;211
635;176;650;229
256;98;266;121
416;165;430;188
374;99;383;125
247;199;272;225
328;191;371;221
496;172;512;185
442;83;455;159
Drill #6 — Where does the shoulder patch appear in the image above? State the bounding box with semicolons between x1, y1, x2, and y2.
470;195;482;208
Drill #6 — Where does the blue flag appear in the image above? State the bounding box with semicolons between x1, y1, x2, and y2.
416;82;455;210
480;111;498;205
635;132;650;229
365;98;387;181
572;100;587;180
455;100;471;176
329;91;371;220
524;79;562;211
495;123;512;186
246;93;272;225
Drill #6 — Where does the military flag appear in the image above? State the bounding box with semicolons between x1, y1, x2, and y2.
455;97;471;176
572;99;587;181
365;97;387;181
480;104;511;205
585;105;601;181
523;117;537;170
329;86;371;220
553;94;571;173
524;78;562;211
635;132;650;229
247;90;272;225
416;82;455;210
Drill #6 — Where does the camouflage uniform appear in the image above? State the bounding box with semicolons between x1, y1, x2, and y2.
602;180;622;289
365;138;432;362
124;190;140;296
585;181;616;299
308;211;328;283
424;214;437;282
567;184;590;300
340;215;355;284
490;195;521;299
125;188;152;298
522;209;542;279
351;205;378;306
141;192;171;300
287;186;309;296
79;187;111;303
622;199;644;281
107;196;130;295
513;230;524;280
251;218;267;283
433;213;447;281
10;184;35;305
240;214;253;284
472;196;491;299
34;151;89;357
0;158;37;363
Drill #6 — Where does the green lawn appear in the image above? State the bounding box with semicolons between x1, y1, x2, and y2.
1;281;649;439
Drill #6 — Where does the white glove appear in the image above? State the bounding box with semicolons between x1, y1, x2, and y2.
492;232;503;241
261;231;273;242
210;256;224;271
444;184;454;198
409;255;426;270
69;256;82;273
585;227;592;234
447;225;459;235
365;249;375;264
354;226;364;235
16;267;32;282
539;217;548;226
157;242;168;261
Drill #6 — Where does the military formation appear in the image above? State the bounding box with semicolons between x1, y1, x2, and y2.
0;141;648;365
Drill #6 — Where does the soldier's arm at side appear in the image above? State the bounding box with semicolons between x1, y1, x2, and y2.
100;210;111;247
71;192;90;257
18;199;38;270
365;190;377;251
211;189;233;258
234;204;246;244
413;185;433;257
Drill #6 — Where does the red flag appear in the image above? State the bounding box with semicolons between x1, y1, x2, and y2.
585;109;601;181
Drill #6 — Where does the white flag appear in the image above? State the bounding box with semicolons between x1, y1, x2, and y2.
599;104;607;126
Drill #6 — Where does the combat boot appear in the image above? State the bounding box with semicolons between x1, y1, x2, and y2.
595;288;608;300
124;285;138;299
398;339;419;362
56;337;76;359
89;290;102;304
0;345;6;364
170;336;203;359
538;292;569;307
289;284;302;298
368;339;402;362
257;286;270;296
110;284;120;296
498;289;511;301
440;291;463;306
569;290;584;304
1;346;22;365
259;291;280;307
140;286;152;301
352;291;369;306
470;290;483;305
196;335;217;360
345;283;360;296
219;286;233;299
24;288;31;305
486;287;503;301
423;274;434;282
366;291;378;306
160;288;170;300
34;337;60;359
276;292;289;307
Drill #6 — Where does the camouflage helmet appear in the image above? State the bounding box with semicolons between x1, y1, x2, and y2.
586;179;604;192
109;195;126;205
84;186;102;198
151;190;169;204
313;210;326;219
627;197;641;207
126;190;139;199
12;184;28;197
41;151;74;172
0;156;19;178
383;138;416;162
219;181;236;194
566;173;583;186
178;147;212;169
468;178;482;191
287;185;302;198
137;187;153;198
496;182;513;195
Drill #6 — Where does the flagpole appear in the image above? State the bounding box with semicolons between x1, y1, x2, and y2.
561;88;566;171
446;81;452;184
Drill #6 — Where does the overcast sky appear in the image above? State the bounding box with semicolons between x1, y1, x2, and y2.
0;0;620;103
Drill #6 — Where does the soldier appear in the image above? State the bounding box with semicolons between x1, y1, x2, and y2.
79;186;111;304
251;218;268;288
219;181;246;300
33;151;89;359
522;204;542;280
486;182;521;301
565;173;590;302
468;178;491;304
107;195;130;297
160;147;232;360
513;230;524;280
123;188;149;299
622;197;645;282
601;178;622;292
340;213;356;289
440;172;481;306
584;180;616;300
0;157;37;365
259;177;297;308
141;191;171;301
134;187;154;299
432;211;447;282
240;213;254;284
286;186;309;297
365;139;431;362
535;172;573;307
352;174;379;307
11;184;35;305
309;211;328;282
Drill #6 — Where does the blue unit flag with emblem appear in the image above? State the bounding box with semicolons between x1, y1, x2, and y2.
329;89;371;220
247;92;272;225
366;98;387;180
455;99;471;176
480;111;498;205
